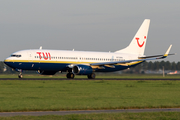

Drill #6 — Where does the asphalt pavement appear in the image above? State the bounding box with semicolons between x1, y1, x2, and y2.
0;108;180;116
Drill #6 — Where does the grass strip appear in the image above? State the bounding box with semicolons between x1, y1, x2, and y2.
0;112;180;120
0;80;180;112
1;74;180;79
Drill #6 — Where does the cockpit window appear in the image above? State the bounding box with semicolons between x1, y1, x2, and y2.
11;54;21;57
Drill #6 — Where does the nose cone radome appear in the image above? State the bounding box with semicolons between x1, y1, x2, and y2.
4;57;13;68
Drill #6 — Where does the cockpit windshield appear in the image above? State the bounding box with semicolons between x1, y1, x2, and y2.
11;54;21;57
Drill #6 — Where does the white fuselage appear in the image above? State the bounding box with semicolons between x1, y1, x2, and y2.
5;49;138;64
4;49;139;73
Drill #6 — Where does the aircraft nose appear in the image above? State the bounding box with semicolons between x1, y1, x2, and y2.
4;57;10;62
4;57;13;67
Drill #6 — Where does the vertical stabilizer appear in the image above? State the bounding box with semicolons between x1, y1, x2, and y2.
115;19;150;56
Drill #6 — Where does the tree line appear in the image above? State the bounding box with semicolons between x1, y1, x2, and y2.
0;61;180;74
125;61;180;74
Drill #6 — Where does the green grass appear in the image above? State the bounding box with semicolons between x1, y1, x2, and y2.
0;73;180;79
1;112;180;120
0;80;180;112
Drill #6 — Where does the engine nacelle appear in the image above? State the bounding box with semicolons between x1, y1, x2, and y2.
72;65;93;75
37;70;57;75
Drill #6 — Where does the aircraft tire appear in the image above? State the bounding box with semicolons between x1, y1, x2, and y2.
18;74;23;78
87;73;95;79
66;73;74;79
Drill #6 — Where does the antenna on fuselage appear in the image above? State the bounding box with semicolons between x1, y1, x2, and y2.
39;46;42;49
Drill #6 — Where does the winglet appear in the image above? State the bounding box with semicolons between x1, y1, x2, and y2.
162;45;172;58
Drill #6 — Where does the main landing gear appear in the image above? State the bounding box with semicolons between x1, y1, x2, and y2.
66;73;75;79
66;73;96;79
66;72;96;79
87;73;96;79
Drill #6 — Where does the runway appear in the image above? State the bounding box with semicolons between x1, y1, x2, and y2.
0;78;180;80
0;108;180;116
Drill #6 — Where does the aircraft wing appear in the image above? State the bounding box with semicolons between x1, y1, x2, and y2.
90;45;173;67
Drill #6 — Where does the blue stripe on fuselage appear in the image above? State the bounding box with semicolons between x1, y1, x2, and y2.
4;62;68;71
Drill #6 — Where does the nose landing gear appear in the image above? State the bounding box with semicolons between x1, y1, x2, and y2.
18;73;23;78
16;69;23;78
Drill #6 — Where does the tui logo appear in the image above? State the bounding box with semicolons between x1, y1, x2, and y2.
36;52;51;60
136;36;146;47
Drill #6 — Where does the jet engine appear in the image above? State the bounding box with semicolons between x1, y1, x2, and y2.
72;65;93;75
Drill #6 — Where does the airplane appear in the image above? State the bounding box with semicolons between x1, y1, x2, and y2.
167;71;178;75
4;19;174;79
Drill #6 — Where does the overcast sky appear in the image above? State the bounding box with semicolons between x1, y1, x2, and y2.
0;0;179;62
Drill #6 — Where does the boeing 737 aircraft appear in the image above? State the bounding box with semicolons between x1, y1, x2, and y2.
4;19;173;79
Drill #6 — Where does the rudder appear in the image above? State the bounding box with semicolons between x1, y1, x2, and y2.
115;19;150;56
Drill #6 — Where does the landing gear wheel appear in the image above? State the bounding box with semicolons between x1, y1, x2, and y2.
87;73;95;79
18;73;23;78
66;73;75;79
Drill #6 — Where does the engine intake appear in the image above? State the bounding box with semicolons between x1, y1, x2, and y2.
72;65;93;75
